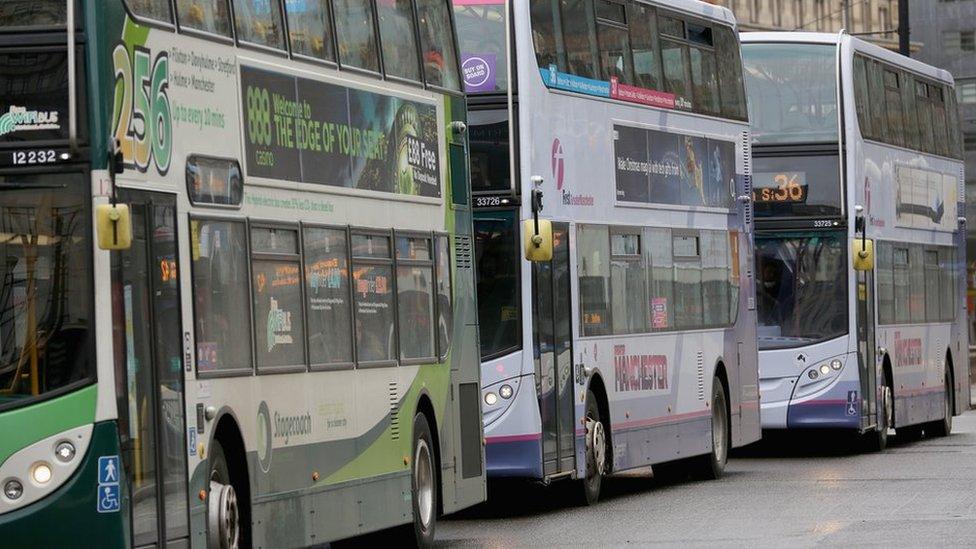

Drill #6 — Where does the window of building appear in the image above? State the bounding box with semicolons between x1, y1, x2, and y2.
232;0;286;49
352;233;396;364
377;0;422;81
176;0;232;36
191;219;252;373
944;30;976;53
334;0;381;72
958;80;976;104
285;0;336;61
304;227;353;368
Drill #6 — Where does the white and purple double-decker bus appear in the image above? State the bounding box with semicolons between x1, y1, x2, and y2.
742;32;969;450
454;0;761;503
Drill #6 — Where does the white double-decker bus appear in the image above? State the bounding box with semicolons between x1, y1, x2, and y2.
454;0;761;502
741;32;969;449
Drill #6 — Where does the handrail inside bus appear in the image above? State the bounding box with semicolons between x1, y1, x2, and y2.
67;0;78;154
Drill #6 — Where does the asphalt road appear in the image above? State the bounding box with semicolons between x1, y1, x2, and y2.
435;410;976;548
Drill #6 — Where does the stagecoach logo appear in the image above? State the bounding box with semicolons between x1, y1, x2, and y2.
257;401;273;472
266;297;294;352
0;105;60;137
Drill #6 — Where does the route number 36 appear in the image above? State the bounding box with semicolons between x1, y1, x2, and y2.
112;44;172;174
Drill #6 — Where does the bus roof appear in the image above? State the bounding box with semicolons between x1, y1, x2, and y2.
644;0;737;27
740;31;954;86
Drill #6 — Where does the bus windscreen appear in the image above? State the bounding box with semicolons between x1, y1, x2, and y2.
755;231;848;349
742;43;838;145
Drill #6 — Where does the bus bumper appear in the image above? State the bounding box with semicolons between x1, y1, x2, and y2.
482;373;543;479
0;421;127;547
761;377;862;430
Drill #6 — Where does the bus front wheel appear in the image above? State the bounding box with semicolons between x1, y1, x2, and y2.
580;390;607;506
208;439;241;549
410;413;438;548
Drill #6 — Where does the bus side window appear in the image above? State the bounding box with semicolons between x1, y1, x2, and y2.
658;15;691;106
893;247;910;324
714;25;747;120
530;0;561;71
577;225;612;336
924;249;941;322
931;83;950;157
946;87;963;158
127;0;172;23
416;0;462;90
688;31;719;116
595;0;634;85
434;235;452;359
557;0;600;81
176;0;232;36
916;80;936;154
351;233;396;364
853;55;873;139
396;236;436;362
908;246;926;324
939;247;955;322
285;0;336;62
377;0;422;81
866;59;889;142
644;227;673;332
610;231;647;334
672;233;703;330
333;0;381;72
627;2;661;91
900;72;921;151
876;241;894;325
701;231;730;328
232;0;286;49
304;227;354;368
883;67;905;147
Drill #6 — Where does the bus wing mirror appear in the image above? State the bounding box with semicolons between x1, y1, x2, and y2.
523;219;553;262
96;203;133;250
852;238;874;271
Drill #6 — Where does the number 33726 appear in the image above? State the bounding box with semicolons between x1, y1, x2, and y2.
12;150;57;165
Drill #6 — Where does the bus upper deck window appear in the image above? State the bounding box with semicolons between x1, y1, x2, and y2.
417;0;462;90
377;0;422;81
232;0;286;49
334;0;381;72
127;0;172;23
285;0;336;62
177;0;232;37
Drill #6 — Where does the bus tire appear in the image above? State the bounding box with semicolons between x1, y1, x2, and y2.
864;382;892;452
927;372;953;437
580;390;607;505
691;379;729;480
208;439;241;549
410;412;438;548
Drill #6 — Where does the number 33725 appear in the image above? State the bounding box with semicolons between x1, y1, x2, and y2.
12;150;57;165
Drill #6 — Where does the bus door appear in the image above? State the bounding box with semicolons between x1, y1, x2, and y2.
111;190;190;548
533;223;575;476
856;265;877;430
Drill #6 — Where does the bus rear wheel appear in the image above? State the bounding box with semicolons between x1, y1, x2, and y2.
580;390;607;506
864;383;891;452
208;439;241;549
691;379;728;480
410;413;438;548
927;373;953;437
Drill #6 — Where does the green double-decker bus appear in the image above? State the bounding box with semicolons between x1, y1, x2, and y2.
0;0;484;546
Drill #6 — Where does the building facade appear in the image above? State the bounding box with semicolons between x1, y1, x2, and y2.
709;0;902;49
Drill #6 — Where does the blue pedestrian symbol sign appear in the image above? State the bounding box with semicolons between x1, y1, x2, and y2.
97;455;121;513
98;456;120;484
847;391;859;416
97;484;121;513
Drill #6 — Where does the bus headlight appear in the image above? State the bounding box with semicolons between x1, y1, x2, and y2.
819;364;831;376
499;384;514;399
830;359;842;370
55;441;76;463
4;479;23;500
30;462;52;485
795;357;846;399
484;392;498;406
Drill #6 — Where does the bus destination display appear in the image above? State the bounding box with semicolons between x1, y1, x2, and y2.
752;171;808;204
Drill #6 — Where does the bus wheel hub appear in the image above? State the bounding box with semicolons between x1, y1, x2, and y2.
208;481;239;549
586;418;606;476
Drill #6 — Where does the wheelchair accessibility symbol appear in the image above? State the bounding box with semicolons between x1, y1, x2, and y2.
97;455;121;513
97;484;120;513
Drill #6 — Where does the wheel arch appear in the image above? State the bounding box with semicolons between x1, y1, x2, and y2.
586;373;612;472
211;409;252;546
945;348;956;415
713;360;731;446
